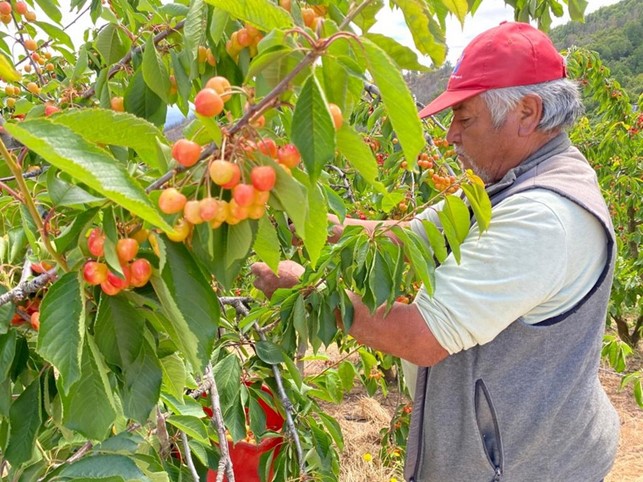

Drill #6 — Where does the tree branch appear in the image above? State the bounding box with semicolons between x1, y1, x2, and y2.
205;363;236;482
0;268;57;307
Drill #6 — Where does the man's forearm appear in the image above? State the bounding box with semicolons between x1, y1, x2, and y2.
339;291;449;367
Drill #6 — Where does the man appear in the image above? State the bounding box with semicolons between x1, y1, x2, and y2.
252;22;619;481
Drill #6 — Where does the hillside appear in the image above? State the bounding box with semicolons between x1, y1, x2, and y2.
549;0;642;100
408;0;641;107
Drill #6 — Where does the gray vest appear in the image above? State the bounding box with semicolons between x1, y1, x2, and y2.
405;134;620;482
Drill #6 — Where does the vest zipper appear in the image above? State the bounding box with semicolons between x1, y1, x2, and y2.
409;367;429;481
474;379;504;481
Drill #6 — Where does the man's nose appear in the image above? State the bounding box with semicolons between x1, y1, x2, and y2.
446;122;459;145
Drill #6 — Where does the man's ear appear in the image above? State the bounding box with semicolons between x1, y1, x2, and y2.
517;94;543;136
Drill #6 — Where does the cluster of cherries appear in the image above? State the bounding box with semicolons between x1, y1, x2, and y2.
226;23;263;60
160;137;302;242
156;72;344;243
82;228;152;296
0;1;36;24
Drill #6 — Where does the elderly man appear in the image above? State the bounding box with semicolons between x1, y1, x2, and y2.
252;22;619;481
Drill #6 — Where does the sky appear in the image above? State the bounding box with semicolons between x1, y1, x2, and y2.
371;0;624;65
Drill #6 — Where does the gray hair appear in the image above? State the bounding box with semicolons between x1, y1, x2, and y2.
480;78;585;132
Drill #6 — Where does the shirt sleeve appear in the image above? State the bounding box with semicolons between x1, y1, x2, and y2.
411;190;603;355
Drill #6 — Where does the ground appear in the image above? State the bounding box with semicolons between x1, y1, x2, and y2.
307;349;643;482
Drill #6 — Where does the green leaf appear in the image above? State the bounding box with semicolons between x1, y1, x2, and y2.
71;44;89;82
160;354;187;401
46;168;104;206
291;74;336;183
154;240;219;373
121;342;162;424
124;69;168;127
394;0;447;65
143;36;170;103
361;38;425;168
369;251;393;308
247;46;294;80
294;174;328;268
53;108;169;173
213;354;242;413
34;0;63;23
441;194;470;243
95;296;162;424
167;415;210;444
318;412;344;451
37;272;84;395
270;166;308;240
253;215;281;273
461;174;492;233
338;360;357;392
291;293;308;340
392;226;435;295
336;123;387;195
226;220;255;269
205;0;293;31
34;21;74;49
59;454;150;481
255;340;285;364
4;379;41;466
363;33;430;71
95;23;129;65
568;0;588;22
5;119;172;232
0;52;21;82
60;338;118;440
438;196;470;263
421;219;448;263
184;0;207;70
0;331;16;380
441;0;468;25
0;287;13;335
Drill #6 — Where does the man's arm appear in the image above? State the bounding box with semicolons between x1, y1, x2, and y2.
251;261;449;367
346;291;449;366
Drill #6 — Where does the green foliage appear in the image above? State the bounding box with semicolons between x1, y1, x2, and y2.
566;47;642;407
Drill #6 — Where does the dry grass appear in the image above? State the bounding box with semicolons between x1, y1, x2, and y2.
306;348;643;482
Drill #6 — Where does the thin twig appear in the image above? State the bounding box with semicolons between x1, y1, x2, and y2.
0;179;22;199
65;441;93;464
205;364;236;482
81;20;186;100
181;431;200;482
340;0;376;29
328;164;356;203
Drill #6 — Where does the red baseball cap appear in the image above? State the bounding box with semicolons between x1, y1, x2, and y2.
418;21;566;118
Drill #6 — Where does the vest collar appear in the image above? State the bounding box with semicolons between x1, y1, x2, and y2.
486;133;571;198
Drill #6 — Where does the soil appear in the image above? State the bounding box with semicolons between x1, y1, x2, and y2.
306;349;643;482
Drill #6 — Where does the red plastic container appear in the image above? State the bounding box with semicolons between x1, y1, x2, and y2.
207;384;284;482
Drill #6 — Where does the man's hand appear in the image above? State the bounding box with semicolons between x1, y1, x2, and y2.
250;260;305;299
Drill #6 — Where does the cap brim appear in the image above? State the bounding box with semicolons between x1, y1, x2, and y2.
418;88;487;118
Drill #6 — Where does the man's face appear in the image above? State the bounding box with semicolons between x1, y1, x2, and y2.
445;95;519;184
